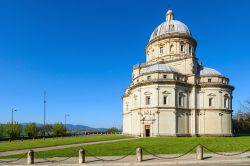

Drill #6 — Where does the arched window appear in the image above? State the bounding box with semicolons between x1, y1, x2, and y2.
178;92;184;107
160;47;164;54
224;94;229;108
170;45;174;52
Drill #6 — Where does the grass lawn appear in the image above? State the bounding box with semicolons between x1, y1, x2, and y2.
1;136;250;158
0;135;131;152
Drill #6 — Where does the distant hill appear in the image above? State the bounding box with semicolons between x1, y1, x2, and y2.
65;124;107;132
20;123;107;132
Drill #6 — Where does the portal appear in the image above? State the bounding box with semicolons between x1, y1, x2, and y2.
145;125;150;137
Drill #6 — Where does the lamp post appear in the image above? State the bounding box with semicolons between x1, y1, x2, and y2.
11;109;17;139
43;91;46;138
64;114;69;132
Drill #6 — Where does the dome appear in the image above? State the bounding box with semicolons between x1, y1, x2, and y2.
199;66;223;76
149;10;191;42
140;64;178;74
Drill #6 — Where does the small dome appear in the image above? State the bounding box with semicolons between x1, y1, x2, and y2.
149;10;191;42
150;20;191;41
199;66;223;76
141;64;178;74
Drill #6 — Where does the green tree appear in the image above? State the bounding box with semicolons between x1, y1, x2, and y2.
52;122;66;136
39;124;52;136
0;124;4;138
5;121;22;139
106;127;119;134
24;123;38;138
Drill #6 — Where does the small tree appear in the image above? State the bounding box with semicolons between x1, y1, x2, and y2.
24;123;38;138
39;124;52;136
0;124;4;138
5;121;22;139
52;122;66;136
106;127;119;134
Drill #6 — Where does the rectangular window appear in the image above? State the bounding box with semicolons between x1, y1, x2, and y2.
163;75;167;79
178;96;182;107
163;95;168;105
224;97;229;108
181;45;184;52
208;79;212;83
189;46;192;54
147;76;151;80
146;96;150;105
209;98;213;107
160;47;163;54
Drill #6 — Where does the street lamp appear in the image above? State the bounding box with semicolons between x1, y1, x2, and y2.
64;114;69;132
11;109;17;139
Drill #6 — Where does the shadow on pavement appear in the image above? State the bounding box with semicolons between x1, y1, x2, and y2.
203;156;212;160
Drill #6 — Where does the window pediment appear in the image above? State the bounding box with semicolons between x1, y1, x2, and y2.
144;91;152;95
207;93;216;96
162;90;171;94
178;91;185;97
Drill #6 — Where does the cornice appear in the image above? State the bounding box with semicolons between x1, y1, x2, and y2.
146;33;197;50
133;56;198;70
128;79;192;91
196;83;235;91
123;81;234;98
122;108;233;114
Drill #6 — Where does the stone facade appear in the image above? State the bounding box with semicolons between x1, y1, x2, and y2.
122;9;234;137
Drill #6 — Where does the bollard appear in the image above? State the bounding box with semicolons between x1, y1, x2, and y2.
136;147;142;162
196;144;203;160
79;149;85;163
27;150;34;165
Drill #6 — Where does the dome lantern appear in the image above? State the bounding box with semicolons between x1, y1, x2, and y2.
149;9;193;42
166;9;174;21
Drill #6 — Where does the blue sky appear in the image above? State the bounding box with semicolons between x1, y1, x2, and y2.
0;0;249;128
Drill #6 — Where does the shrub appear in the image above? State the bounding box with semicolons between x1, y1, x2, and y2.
24;123;38;138
106;127;119;134
52;122;66;136
4;121;22;139
0;124;4;138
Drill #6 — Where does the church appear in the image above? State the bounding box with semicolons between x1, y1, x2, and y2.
122;9;234;137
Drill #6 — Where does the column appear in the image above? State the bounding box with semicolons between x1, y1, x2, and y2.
174;87;177;134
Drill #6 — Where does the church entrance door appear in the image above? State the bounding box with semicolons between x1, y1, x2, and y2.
145;125;150;137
